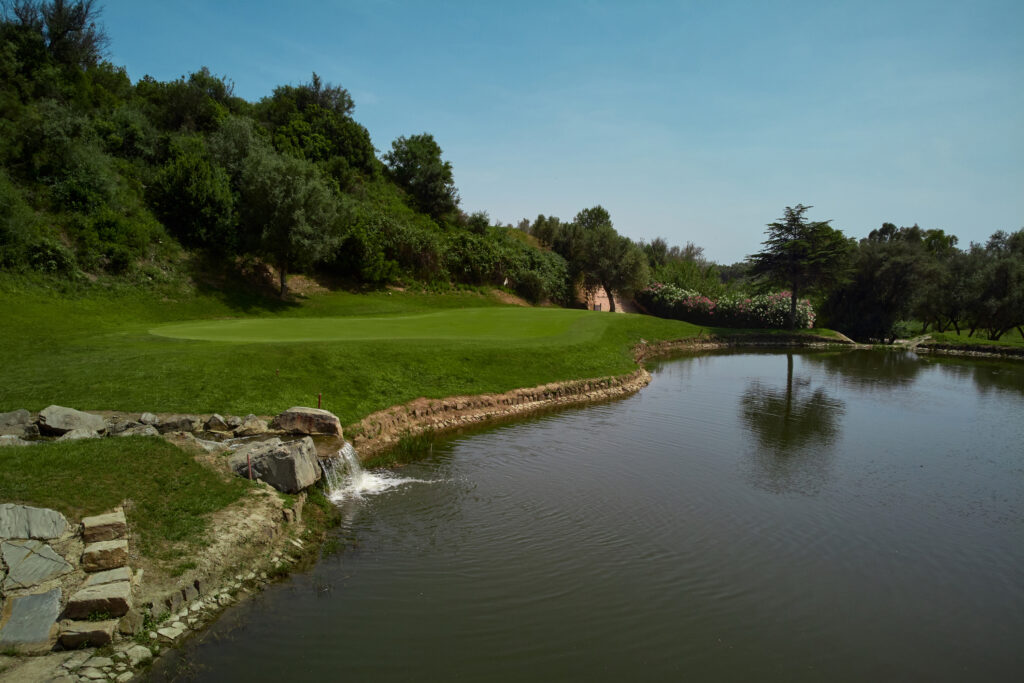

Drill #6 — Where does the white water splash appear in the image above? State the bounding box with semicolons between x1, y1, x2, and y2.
323;442;432;503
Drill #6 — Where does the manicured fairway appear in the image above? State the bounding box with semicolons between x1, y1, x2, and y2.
0;283;708;423
151;307;596;343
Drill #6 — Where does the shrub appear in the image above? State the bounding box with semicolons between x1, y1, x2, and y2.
638;283;816;329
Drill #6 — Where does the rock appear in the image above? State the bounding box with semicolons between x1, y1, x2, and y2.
182;584;199;603
37;405;105;436
81;539;128;572
139;412;159;425
204;413;230;432
176;433;225;453
269;406;344;437
157;415;198;433
105;417;135;435
225;415;243;429
119;424;159;437
84;566;133;587
156;623;186;643
62;650;92;670
234;414;268;437
83;656;113;668
229;437;322;493
0;588;61;652
0;435;32;447
118;608;143;635
164;590;182;613
0;504;69;540
116;672;134;682
126;644;153;666
78;666;108;680
1;539;73;590
0;408;31;436
65;580;133;619
56;428;101;441
82;510;127;543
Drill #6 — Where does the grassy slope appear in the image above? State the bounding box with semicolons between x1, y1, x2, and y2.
0;278;710;424
0;436;249;565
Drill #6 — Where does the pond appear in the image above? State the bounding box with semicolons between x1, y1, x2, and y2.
150;350;1024;682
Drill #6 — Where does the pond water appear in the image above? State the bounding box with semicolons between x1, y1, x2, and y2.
150;350;1024;682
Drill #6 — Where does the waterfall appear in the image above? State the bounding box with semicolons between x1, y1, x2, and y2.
322;441;432;503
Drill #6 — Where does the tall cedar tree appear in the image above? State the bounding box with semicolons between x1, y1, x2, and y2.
749;205;852;329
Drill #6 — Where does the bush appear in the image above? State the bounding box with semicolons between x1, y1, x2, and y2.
27;237;77;274
638;283;815;329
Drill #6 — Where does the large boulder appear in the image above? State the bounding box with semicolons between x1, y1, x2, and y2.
229;437;322;493
37;405;105;436
270;406;344;437
0;409;31;436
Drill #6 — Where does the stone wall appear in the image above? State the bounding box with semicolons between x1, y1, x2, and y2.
349;369;652;460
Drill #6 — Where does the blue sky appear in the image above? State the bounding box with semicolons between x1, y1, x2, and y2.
102;0;1023;264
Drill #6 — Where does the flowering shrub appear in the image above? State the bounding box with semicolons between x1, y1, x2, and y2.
637;283;815;329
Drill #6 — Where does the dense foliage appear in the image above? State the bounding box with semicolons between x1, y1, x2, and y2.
637;283;816;329
0;1;579;303
821;224;1024;342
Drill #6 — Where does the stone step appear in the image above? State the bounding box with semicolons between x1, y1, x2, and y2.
84;566;133;587
81;539;128;572
65;580;133;619
81;510;127;543
58;619;119;648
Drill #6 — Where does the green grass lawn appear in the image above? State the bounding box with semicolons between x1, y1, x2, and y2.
0;278;718;424
925;328;1024;347
150;307;598;343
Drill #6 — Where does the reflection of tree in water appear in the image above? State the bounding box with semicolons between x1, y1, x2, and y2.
739;354;845;495
932;358;1024;397
801;349;923;391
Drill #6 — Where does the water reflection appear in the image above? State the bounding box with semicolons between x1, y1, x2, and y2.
932;358;1024;396
801;349;924;390
739;354;845;495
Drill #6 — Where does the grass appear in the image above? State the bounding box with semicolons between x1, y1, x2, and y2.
0;277;716;424
0;436;250;564
924;328;1024;348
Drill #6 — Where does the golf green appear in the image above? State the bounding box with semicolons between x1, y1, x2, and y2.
150;307;599;343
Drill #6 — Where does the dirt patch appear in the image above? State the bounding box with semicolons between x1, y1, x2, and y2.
489;289;531;307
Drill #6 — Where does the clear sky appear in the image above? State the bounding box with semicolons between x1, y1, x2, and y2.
101;0;1023;264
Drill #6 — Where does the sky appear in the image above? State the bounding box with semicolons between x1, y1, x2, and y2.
101;0;1024;264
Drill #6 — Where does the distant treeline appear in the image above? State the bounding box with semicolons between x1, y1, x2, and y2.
1;2;1020;340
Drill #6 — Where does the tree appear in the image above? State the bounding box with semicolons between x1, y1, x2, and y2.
2;0;108;68
821;224;934;342
571;207;648;312
965;229;1024;340
239;149;338;296
749;204;853;329
148;148;235;251
383;133;459;220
